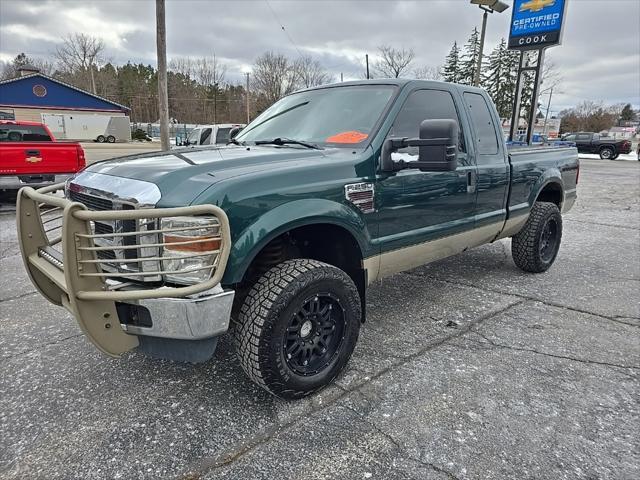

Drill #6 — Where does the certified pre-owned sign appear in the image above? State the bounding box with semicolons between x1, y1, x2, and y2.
508;0;568;50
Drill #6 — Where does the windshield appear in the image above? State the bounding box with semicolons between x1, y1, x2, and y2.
187;128;200;145
236;85;396;148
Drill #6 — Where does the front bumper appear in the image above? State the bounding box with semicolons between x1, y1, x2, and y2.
16;183;232;358
0;173;74;190
118;284;234;340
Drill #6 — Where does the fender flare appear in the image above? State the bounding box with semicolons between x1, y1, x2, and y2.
222;199;370;285
529;168;564;208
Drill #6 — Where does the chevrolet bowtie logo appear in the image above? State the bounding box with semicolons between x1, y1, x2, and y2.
520;0;556;13
26;156;42;163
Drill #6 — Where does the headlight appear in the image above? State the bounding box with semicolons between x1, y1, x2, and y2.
160;216;221;285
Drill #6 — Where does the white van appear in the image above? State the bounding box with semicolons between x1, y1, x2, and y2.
179;124;245;147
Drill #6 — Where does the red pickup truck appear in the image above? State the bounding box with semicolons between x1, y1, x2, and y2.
0;120;86;191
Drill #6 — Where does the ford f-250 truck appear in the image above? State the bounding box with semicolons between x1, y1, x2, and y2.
1;120;86;191
17;80;579;399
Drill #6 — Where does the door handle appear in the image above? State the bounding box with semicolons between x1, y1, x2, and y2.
467;171;476;193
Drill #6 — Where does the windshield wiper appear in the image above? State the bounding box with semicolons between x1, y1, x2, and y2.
254;137;322;150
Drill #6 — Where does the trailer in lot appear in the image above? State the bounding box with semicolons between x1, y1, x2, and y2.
41;113;131;143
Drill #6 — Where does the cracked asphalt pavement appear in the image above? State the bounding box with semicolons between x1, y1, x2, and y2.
1;158;638;480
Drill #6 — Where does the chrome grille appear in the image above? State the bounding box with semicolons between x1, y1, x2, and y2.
68;189;162;282
69;190;114;211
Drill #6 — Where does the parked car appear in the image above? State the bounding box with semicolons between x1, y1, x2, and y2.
508;133;576;147
562;132;631;159
176;123;245;147
17;80;579;399
0;120;85;191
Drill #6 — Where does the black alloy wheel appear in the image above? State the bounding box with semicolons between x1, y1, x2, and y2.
538;217;559;263
284;293;346;376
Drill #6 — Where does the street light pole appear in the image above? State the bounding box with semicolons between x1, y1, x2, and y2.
470;0;509;87
474;8;489;87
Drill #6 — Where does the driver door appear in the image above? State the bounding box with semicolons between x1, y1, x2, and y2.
374;88;477;276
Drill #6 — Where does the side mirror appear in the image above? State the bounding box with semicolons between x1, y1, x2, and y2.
381;119;459;172
229;126;242;140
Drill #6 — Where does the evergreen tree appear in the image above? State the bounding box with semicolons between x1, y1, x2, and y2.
482;39;515;119
620;103;637;122
459;28;480;85
442;42;460;83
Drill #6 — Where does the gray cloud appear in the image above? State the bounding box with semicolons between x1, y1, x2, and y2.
1;0;638;111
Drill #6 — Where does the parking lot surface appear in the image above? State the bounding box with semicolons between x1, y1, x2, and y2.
1;159;638;480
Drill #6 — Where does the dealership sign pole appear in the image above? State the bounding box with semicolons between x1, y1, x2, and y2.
508;0;568;143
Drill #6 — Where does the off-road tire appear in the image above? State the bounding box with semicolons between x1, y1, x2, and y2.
233;259;361;400
599;147;614;160
511;201;562;273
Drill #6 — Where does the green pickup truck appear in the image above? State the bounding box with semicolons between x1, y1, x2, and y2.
17;80;579;399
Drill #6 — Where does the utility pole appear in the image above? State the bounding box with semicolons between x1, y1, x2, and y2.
543;86;553;136
340;72;343;82
155;0;170;151
245;72;250;124
365;54;370;79
473;8;489;87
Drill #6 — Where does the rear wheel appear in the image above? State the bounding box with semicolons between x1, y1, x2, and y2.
610;153;619;160
599;147;614;159
233;259;361;400
106;135;116;143
96;135;105;143
511;202;562;273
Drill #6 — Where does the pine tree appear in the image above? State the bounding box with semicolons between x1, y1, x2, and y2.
620;104;637;122
442;42;460;83
459;27;480;85
482;39;515;119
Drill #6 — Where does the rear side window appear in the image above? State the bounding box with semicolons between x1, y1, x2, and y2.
215;128;231;144
576;134;591;141
390;89;466;153
0;124;52;142
463;93;498;155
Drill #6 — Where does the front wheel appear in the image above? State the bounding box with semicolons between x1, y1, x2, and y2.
610;154;619;160
599;147;614;159
233;259;361;400
511;202;563;273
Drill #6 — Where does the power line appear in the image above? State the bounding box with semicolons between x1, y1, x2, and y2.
264;0;304;59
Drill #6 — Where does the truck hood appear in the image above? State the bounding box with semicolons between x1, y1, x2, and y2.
83;145;331;204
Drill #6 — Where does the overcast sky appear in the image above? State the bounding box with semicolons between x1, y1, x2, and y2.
1;0;638;112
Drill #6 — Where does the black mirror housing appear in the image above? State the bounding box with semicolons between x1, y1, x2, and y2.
229;126;242;140
381;119;459;172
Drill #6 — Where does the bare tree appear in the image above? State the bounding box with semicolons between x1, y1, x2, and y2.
195;54;226;87
294;55;332;88
251;51;297;109
373;45;415;78
559;101;620;133
0;53;54;80
168;58;195;79
413;65;442;81
55;33;105;93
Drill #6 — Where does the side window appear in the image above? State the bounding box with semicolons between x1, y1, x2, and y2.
565;134;576;141
200;128;212;145
390;89;466;154
463;92;498;156
215;127;231;144
576;134;590;141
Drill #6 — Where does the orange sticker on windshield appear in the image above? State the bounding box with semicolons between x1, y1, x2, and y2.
326;131;368;144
